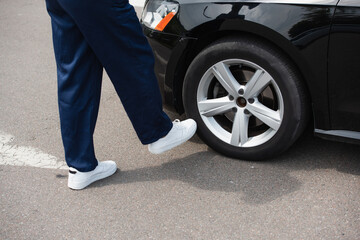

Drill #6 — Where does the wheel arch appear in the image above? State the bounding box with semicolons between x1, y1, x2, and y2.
173;22;315;119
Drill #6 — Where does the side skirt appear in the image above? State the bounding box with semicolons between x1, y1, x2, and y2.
315;129;360;145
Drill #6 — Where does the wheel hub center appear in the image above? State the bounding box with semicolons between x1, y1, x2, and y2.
236;97;247;108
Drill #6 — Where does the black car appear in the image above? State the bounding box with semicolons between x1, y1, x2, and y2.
140;0;360;160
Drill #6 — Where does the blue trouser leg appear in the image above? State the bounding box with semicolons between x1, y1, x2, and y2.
46;0;172;172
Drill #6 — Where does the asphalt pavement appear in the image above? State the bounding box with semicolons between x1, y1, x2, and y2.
0;0;359;239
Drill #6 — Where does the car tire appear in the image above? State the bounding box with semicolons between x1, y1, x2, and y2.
183;37;309;160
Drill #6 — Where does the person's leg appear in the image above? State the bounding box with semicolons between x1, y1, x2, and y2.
46;0;103;172
56;0;173;145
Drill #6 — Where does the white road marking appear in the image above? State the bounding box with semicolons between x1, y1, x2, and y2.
129;0;146;7
0;132;67;170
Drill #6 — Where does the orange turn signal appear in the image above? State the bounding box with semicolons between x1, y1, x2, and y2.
155;12;176;31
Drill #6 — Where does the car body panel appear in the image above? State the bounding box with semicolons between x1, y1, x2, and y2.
174;0;338;5
143;27;196;109
338;0;359;7
172;2;336;129
328;0;360;132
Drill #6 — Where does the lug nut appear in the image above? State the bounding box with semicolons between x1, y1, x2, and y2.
232;107;237;112
244;109;250;114
248;98;254;104
229;95;234;100
238;89;244;95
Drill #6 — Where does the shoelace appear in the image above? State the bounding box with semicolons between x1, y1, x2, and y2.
172;119;182;130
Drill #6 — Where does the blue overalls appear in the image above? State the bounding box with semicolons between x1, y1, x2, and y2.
45;0;173;172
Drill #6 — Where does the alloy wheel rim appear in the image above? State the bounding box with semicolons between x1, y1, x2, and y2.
197;59;284;148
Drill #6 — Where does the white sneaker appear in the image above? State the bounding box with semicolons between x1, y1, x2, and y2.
148;119;197;154
67;161;117;190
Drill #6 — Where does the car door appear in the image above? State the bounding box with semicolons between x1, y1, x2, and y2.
328;0;360;132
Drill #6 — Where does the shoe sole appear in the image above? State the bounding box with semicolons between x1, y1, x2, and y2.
68;167;117;190
149;124;197;154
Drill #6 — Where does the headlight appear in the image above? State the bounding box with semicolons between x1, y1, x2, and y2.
141;0;179;31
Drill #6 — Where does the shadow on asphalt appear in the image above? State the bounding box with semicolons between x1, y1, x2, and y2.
88;129;360;204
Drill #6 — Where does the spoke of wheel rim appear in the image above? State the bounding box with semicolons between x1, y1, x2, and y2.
198;96;235;117
247;102;281;131
244;69;272;99
230;110;249;146
211;62;241;97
